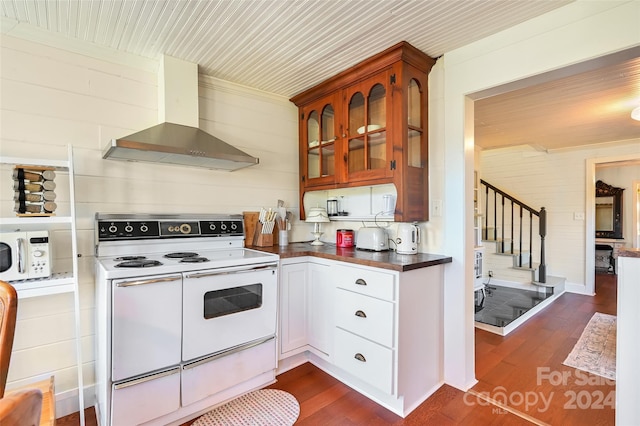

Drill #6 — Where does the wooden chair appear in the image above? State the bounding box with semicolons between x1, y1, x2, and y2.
0;280;46;425
0;280;18;398
0;388;43;426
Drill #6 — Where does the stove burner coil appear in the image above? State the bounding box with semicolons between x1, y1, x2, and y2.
180;257;209;263
115;260;163;268
164;252;199;259
114;256;147;261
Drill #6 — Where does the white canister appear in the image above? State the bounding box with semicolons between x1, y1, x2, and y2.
279;230;289;246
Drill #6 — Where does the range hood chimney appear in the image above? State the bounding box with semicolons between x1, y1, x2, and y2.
102;55;259;171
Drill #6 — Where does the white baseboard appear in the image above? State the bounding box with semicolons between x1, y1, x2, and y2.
55;384;96;418
565;281;592;295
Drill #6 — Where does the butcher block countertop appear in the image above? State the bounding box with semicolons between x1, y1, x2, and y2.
618;248;640;258
250;242;452;272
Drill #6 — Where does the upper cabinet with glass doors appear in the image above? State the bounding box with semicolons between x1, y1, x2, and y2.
300;94;340;187
291;42;435;222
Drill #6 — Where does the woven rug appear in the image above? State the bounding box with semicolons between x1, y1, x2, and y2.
563;312;617;380
192;389;299;426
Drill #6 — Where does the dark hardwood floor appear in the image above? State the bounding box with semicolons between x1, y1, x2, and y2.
60;273;617;425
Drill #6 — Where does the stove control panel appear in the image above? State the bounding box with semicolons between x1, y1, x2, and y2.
98;221;161;240
97;219;244;241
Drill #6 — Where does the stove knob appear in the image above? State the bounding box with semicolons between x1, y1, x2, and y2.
109;225;117;233
140;225;148;233
209;223;216;231
221;223;227;231
179;223;192;234
125;225;133;233
231;223;237;230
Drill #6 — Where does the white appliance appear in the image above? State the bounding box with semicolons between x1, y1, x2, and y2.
94;213;279;426
356;227;389;251
396;223;419;254
0;230;51;281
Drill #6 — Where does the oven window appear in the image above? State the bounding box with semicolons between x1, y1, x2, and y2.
203;284;262;319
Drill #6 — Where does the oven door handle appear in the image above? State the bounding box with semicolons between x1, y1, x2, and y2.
115;275;182;287
185;263;277;279
113;367;181;390
182;335;275;370
17;238;26;273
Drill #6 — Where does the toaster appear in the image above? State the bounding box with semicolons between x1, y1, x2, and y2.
356;227;389;251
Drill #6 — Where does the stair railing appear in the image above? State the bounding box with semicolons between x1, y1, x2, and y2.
480;179;547;284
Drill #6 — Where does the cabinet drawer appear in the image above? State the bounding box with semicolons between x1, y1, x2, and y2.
335;289;394;347
334;328;393;394
111;367;180;425
335;265;395;301
182;337;276;406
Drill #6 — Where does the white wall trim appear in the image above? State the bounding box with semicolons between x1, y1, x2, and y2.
442;0;640;391
586;152;640;295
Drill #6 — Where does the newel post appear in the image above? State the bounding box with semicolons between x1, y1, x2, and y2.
538;207;547;283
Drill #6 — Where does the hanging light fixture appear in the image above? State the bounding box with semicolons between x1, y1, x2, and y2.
632;105;640;121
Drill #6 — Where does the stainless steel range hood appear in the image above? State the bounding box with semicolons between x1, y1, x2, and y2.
103;56;259;171
103;123;259;170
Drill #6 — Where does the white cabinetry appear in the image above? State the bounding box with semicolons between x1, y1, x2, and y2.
307;262;333;356
0;146;85;425
278;256;445;417
279;259;334;359
279;262;308;355
616;254;640;425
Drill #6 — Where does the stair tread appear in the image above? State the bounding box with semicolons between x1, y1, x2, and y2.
532;275;566;287
513;263;540;271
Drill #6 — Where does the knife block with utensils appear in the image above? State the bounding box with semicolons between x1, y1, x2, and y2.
253;222;274;247
243;211;276;247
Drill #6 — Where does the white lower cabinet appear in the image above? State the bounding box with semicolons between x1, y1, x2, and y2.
279;262;308;355
279;259;334;358
307;262;333;355
335;288;394;347
279;257;444;418
334;328;393;394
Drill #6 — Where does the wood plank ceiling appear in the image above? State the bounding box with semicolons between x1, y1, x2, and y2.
0;0;571;97
2;0;638;151
475;54;640;151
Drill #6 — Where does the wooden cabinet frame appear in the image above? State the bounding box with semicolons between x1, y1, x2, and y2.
291;42;435;222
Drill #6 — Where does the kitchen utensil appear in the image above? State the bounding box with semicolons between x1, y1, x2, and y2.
396;222;419;254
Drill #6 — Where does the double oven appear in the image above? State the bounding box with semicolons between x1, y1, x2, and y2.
94;213;279;426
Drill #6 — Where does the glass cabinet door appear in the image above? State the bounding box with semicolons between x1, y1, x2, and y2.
345;74;389;179
304;99;337;184
407;78;424;168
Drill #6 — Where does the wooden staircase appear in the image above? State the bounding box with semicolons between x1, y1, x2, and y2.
480;180;564;293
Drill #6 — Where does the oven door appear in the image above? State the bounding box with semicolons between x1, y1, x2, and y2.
182;263;278;362
112;273;182;382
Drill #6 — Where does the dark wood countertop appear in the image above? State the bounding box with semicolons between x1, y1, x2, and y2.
248;242;452;272
618;248;640;258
